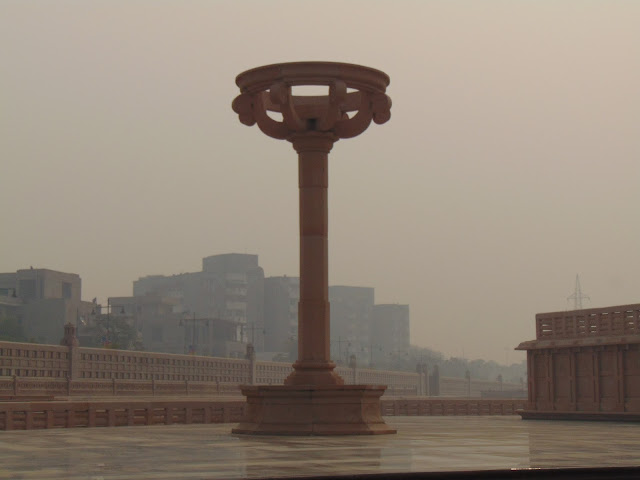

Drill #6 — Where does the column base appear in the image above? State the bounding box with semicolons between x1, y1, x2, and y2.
232;384;396;435
284;360;345;386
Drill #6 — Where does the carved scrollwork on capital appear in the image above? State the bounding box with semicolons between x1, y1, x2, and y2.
372;93;392;125
252;92;289;140
316;80;347;131
333;92;391;138
270;82;306;132
333;91;373;139
233;89;289;140
329;80;347;106
231;93;256;127
233;62;391;142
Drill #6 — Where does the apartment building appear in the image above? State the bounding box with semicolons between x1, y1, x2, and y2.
371;303;411;366
133;253;265;351
263;275;299;358
329;285;375;366
0;268;92;344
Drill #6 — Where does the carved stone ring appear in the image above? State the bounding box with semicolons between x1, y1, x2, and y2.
232;62;391;142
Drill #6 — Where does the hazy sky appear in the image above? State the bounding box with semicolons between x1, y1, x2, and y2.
2;1;639;363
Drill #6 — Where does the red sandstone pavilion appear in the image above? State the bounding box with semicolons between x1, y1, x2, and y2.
517;303;640;421
231;62;395;435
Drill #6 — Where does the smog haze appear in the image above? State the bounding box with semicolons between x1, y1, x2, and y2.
1;1;639;363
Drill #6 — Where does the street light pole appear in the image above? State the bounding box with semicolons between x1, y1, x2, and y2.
369;343;383;368
91;298;125;348
180;314;213;355
243;322;266;349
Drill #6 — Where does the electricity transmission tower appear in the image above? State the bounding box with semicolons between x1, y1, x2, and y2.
567;274;590;310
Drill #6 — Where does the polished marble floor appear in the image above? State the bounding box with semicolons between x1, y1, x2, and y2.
1;416;640;479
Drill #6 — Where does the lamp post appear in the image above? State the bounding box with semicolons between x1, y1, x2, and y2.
333;337;351;366
369;343;383;369
180;314;212;355
388;349;410;371
241;322;266;351
92;298;125;348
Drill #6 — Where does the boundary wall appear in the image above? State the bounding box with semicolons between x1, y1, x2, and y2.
0;340;523;398
0;397;525;430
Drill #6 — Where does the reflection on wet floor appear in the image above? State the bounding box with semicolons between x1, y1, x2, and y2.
1;416;640;479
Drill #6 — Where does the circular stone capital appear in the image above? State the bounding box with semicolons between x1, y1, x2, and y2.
235;62;389;95
232;62;391;142
290;132;337;154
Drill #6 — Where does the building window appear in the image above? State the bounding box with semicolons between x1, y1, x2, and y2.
152;327;163;342
62;282;72;299
19;279;36;300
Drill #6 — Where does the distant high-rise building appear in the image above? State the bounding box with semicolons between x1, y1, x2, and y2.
133;253;265;350
263;276;299;357
0;268;92;344
329;285;374;366
371;304;410;365
102;294;180;352
202;254;265;348
102;294;243;357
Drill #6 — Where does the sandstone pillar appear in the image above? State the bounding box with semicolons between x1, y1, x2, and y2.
231;62;394;435
285;133;343;386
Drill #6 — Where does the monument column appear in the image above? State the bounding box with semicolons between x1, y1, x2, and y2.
231;62;395;435
286;133;342;386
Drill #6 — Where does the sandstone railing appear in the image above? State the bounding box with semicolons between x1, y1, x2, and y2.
1;377;244;398
0;400;245;430
254;360;292;385
76;347;251;382
0;397;525;430
252;363;421;395
0;340;523;398
0;343;69;378
380;398;526;416
536;303;640;340
0;372;521;399
438;376;524;398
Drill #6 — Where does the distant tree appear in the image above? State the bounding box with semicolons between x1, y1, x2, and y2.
435;355;526;383
0;314;27;342
371;345;444;372
338;341;527;383
89;315;143;350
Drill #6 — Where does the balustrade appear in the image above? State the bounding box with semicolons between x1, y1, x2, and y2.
0;340;522;398
0;397;524;431
536;304;640;340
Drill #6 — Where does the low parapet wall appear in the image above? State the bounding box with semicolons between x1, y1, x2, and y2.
0;340;523;398
0;400;245;430
0;397;525;431
380;398;526;416
1;376;244;398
